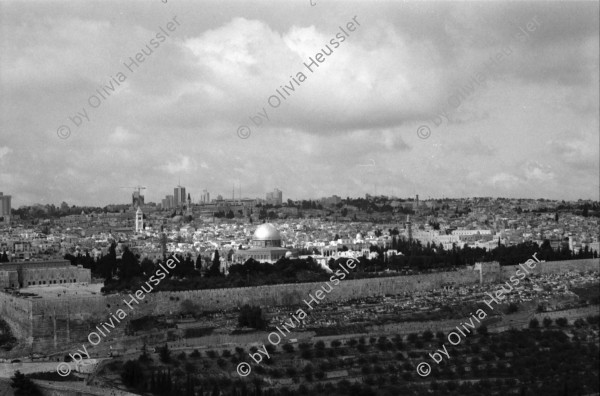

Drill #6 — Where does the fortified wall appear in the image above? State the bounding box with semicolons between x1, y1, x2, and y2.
0;294;32;343
497;258;599;276
0;258;597;353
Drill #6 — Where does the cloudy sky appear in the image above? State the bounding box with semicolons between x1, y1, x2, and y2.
1;0;598;207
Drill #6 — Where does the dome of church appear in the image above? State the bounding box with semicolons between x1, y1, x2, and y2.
253;223;281;241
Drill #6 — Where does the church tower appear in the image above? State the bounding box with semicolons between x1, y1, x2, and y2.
135;207;144;233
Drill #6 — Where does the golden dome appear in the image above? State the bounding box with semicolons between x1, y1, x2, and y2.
253;223;281;241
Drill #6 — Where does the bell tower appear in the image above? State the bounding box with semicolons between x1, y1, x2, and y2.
135;207;144;232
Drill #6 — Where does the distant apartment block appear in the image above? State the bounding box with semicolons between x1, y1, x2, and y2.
321;195;342;205
0;192;11;223
201;189;210;204
266;188;283;205
132;191;145;208
161;195;175;210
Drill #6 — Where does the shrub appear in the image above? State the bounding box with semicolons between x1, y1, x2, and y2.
587;315;599;325
555;317;568;327
10;370;42;396
407;333;419;343
121;360;145;389
158;344;171;363
575;318;587;328
216;358;227;368
299;342;312;351
543;317;552;328
270;368;283;378
529;318;539;328
286;367;297;377
422;330;434;341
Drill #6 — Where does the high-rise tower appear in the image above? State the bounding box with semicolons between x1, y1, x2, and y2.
0;192;11;223
174;185;186;208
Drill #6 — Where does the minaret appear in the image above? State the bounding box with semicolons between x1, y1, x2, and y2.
135;207;144;232
187;193;192;215
415;194;419;215
406;214;412;243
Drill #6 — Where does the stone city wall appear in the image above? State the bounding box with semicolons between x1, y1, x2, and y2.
1;258;597;353
0;293;32;343
496;258;599;277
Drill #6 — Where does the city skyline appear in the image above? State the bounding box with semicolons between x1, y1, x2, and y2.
0;1;598;207
5;189;599;211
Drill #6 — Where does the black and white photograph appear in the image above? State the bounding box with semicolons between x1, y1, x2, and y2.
0;0;599;395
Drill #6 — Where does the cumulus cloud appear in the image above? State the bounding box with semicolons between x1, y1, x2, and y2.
159;156;196;174
108;126;137;143
523;161;555;182
0;0;597;205
489;173;522;190
0;146;12;160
